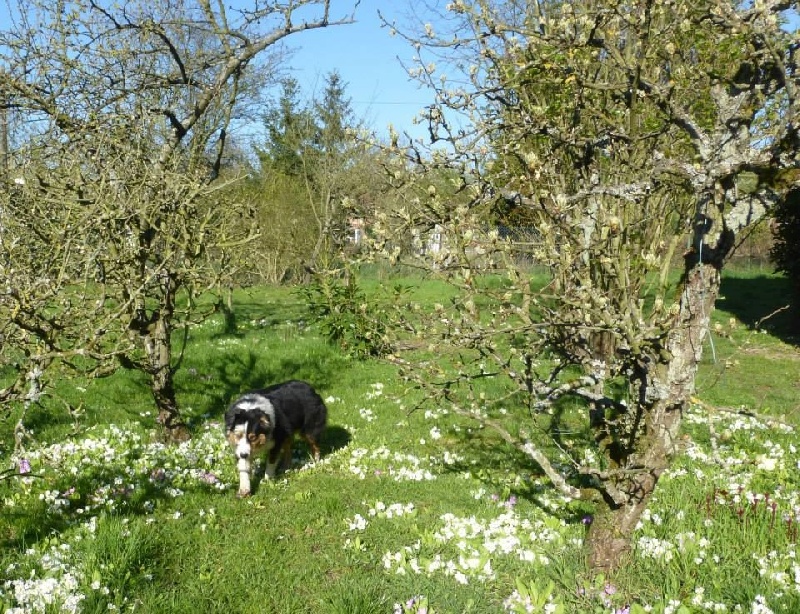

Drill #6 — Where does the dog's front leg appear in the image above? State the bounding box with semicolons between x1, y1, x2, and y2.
258;438;279;480
265;444;283;480
237;457;252;497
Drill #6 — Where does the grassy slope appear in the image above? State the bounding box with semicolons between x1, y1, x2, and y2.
0;270;798;613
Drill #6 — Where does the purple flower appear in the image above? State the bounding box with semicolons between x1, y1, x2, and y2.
581;514;593;525
614;607;630;614
201;472;218;485
604;584;617;595
18;458;31;474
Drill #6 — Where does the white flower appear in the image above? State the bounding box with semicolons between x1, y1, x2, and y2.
347;514;368;531
756;455;778;471
751;595;774;614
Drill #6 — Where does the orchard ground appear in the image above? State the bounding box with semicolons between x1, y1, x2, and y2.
1;268;798;613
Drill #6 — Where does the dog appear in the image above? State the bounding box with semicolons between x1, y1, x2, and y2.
224;380;327;497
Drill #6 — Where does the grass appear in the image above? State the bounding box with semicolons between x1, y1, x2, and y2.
0;268;798;613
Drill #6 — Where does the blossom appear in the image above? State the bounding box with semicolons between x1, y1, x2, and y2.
200;472;218;484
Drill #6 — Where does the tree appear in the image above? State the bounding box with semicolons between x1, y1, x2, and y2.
306;70;361;268
373;0;799;570
258;77;317;179
246;70;372;281
0;0;356;442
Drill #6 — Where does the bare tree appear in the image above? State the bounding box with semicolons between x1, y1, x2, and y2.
0;0;356;442
373;0;800;570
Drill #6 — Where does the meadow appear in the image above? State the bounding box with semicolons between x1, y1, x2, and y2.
0;269;798;614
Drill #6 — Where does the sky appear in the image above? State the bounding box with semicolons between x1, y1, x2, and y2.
3;1;794;145
0;0;437;141
283;0;435;141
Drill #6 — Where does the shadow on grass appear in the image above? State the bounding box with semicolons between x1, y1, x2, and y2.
206;297;312;341
718;273;798;344
179;347;346;427
1;423;353;556
0;471;189;553
439;427;592;526
245;424;352;496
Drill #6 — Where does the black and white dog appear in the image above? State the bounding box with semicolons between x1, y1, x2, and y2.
224;380;327;497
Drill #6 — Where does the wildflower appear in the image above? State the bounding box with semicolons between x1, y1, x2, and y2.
347;514;367;531
756;455;778;472
18;458;31;474
752;595;774;614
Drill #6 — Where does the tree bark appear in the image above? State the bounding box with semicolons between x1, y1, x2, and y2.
586;260;721;570
145;273;190;443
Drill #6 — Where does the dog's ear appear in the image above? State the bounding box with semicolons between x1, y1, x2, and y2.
224;407;245;432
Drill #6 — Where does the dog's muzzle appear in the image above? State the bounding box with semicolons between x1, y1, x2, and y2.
235;439;251;460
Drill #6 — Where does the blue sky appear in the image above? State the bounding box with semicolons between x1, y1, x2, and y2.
4;1;793;145
284;0;434;140
0;0;434;140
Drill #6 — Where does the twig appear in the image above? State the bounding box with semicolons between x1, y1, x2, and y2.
754;304;791;330
0;468;43;482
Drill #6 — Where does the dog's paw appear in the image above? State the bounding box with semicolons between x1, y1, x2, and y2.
236;490;251;498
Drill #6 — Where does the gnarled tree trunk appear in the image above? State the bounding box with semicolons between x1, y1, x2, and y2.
586;259;721;570
143;272;190;443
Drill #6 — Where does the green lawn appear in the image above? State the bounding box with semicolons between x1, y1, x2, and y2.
1;269;798;613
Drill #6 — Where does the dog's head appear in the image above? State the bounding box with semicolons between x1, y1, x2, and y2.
225;394;276;460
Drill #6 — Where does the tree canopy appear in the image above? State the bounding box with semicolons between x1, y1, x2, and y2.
0;0;357;441
371;0;800;570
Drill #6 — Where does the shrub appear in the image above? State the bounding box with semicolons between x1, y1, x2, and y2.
300;272;394;359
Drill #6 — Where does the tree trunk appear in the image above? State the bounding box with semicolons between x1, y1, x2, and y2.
145;274;190;443
586;261;721;571
150;319;190;443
